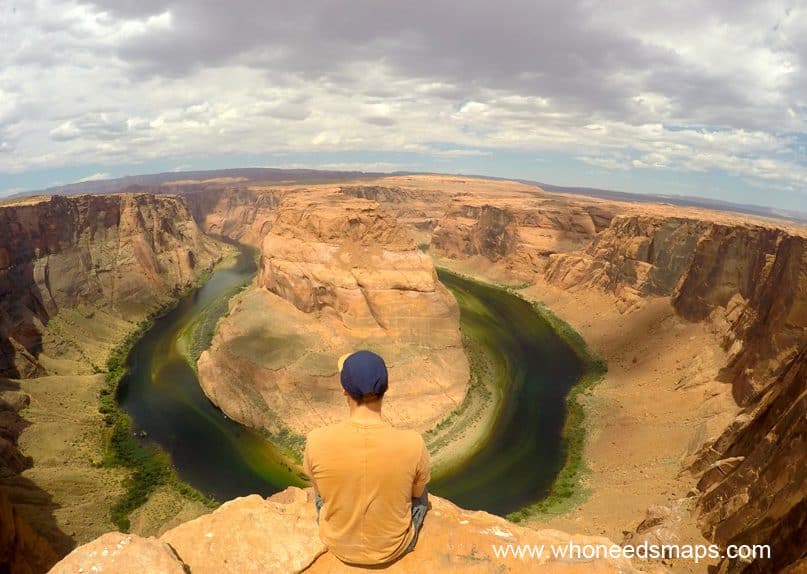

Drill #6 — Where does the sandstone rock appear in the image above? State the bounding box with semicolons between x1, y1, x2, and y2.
377;177;807;573
180;186;284;245
0;192;226;572
0;490;59;574
308;492;639;573
188;177;806;573
56;487;640;574
0;193;224;378
431;195;611;276
259;207;449;335
162;489;326;574
338;185;453;239
0;386;33;481
621;501;690;566
5;175;804;574
543;215;708;304
693;348;807;574
198;191;469;436
48;532;185;574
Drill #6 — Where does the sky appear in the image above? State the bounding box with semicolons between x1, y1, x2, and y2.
1;1;806;210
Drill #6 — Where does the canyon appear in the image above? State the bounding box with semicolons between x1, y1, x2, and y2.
0;193;226;571
197;189;469;442
0;174;803;573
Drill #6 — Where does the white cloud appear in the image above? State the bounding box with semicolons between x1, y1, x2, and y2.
430;149;491;158
0;0;804;198
77;172;111;182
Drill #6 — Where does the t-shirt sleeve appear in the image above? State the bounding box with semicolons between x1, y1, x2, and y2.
303;434;316;491
303;445;312;478
412;437;431;496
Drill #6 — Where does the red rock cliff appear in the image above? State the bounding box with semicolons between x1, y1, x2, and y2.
0;193;223;378
0;193;225;573
433;198;806;573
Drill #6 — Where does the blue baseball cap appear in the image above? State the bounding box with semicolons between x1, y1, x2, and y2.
339;350;388;399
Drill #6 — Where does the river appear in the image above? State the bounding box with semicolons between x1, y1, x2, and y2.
118;247;585;515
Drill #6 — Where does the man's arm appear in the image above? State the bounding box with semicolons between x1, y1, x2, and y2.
412;438;430;498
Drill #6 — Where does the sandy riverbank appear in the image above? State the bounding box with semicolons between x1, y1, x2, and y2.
425;315;503;477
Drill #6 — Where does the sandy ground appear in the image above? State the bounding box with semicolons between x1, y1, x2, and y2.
0;257;238;555
128;485;209;537
8;374;125;554
437;256;740;574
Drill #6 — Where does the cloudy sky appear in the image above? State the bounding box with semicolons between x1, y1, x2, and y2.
1;1;805;209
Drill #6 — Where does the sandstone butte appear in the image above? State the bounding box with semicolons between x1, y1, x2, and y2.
197;190;469;438
0;174;805;574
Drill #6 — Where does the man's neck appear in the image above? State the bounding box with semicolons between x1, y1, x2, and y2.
348;403;384;425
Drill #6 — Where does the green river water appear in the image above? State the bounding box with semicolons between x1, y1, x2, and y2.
118;247;585;515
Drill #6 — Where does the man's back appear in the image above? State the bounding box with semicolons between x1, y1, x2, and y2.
304;419;430;565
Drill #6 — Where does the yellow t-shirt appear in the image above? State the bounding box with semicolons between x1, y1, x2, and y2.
303;419;430;565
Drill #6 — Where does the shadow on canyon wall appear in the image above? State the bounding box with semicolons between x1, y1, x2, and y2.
0;379;68;573
0;260;50;379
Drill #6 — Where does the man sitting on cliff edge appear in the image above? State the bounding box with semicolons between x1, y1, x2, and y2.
303;350;430;565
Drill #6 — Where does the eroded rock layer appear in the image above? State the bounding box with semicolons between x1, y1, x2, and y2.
0;194;224;378
178;185;284;245
198;190;468;435
0;490;59;574
2;174;803;574
0;192;226;572
432;193;616;276
425;181;806;574
188;176;804;572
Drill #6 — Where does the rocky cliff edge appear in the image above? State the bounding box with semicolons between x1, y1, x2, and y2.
49;487;639;574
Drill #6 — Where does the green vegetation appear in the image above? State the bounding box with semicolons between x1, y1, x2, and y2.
99;293;217;532
506;300;607;522
434;266;607;522
424;333;497;463
265;426;306;465
505;367;604;522
178;281;248;369
177;243;259;369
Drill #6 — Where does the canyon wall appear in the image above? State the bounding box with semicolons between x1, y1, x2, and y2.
430;194;806;573
0;489;59;574
339;184;451;236
186;179;803;572
0;384;60;573
0;193;226;572
178;185;285;245
429;194;615;281
1;176;801;572
197;190;469;437
0;194;224;378
547;217;806;573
